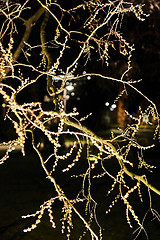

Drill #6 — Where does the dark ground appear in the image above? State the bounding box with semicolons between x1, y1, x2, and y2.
0;140;160;240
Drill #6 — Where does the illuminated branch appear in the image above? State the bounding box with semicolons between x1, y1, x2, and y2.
30;129;99;240
64;117;160;196
13;7;45;60
40;9;58;108
0;1;160;239
37;0;69;36
2;7;45;78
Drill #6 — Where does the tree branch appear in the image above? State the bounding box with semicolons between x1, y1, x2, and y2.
64;118;160;196
3;7;45;77
13;7;45;61
29;129;99;240
40;9;58;109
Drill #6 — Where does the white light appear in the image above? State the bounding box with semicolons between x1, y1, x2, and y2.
66;85;74;91
87;75;91;80
105;102;109;107
111;103;116;109
143;114;149;123
53;74;74;81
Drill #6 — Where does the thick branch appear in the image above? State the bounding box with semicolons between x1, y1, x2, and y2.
13;7;45;61
123;166;160;196
40;9;58;108
3;7;45;77
64;118;160;196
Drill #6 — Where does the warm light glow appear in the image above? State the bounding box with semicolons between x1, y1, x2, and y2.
2;103;6;107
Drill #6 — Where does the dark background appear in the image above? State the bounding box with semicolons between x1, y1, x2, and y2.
0;1;160;239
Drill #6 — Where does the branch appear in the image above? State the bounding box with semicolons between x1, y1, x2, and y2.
29;129;99;240
37;0;69;36
13;7;45;61
40;9;58;108
64;118;160;196
3;7;45;77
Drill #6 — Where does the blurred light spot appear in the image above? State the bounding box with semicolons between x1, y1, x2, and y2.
66;85;74;91
111;103;116;109
105;102;109;107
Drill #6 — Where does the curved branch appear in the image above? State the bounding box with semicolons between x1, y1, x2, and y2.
37;0;69;36
64;118;160;196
